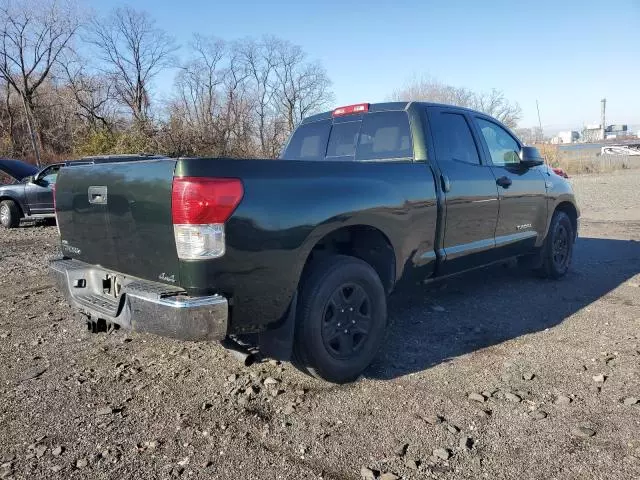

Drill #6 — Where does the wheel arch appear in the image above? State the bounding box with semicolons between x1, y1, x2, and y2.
299;224;397;294
0;195;25;218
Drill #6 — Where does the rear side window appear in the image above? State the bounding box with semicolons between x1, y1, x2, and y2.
356;112;413;160
281;120;331;160
430;113;481;165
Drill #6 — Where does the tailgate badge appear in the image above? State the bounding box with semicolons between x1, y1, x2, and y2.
159;273;176;283
88;186;108;204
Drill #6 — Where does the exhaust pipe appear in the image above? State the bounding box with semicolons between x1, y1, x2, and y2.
222;337;256;367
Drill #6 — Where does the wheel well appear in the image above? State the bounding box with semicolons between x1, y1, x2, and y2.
555;201;578;234
301;225;396;293
0;196;24;217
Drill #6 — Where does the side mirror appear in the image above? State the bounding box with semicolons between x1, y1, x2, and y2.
519;146;544;167
25;175;35;184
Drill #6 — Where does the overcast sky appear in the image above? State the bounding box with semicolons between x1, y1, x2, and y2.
90;0;640;130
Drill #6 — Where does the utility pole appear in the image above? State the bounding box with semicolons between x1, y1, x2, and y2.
600;98;606;141
536;100;543;143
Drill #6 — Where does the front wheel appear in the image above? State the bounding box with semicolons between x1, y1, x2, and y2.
536;210;575;279
293;255;387;383
0;200;20;228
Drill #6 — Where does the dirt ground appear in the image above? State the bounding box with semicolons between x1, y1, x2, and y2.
1;170;639;480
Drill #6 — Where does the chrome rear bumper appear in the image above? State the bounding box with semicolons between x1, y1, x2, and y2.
50;258;228;341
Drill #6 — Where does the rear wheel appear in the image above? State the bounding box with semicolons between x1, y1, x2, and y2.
536;210;574;279
0;200;20;228
293;255;387;383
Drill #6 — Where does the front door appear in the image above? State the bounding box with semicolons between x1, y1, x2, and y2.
427;107;499;274
473;117;547;257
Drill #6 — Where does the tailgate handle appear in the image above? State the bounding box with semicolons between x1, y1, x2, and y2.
88;186;108;205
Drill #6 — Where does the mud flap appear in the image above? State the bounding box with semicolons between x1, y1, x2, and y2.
257;291;297;361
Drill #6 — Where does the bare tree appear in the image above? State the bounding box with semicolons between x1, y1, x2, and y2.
174;35;226;144
272;40;333;132
391;76;522;128
89;6;176;125
0;0;80;165
60;52;117;131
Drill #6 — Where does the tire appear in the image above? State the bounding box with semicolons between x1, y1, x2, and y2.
536;210;574;279
293;255;387;383
0;200;20;228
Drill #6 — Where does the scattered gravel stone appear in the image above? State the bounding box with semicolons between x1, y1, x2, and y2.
35;444;47;458
283;404;296;415
0;465;12;479
423;414;443;425
360;466;377;479
96;407;114;416
263;377;279;386
522;372;535;381
433;448;451;460
468;393;486;403
505;392;522;403
51;465;63;473
404;457;420;469
52;446;64;456
226;374;238;382
623;397;639;406
592;374;606;383
380;473;400;480
76;458;88;468
18;367;47;382
446;424;460;434
393;442;408;456
572;426;596;438
555;395;572;405
459;436;473;450
529;410;548;420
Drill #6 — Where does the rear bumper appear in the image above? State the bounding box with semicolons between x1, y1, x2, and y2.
49;258;228;341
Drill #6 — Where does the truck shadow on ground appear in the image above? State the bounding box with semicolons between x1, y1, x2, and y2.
368;237;640;380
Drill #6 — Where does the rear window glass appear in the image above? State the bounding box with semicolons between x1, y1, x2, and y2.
326;121;361;159
281;110;414;161
281;120;331;160
356;112;412;160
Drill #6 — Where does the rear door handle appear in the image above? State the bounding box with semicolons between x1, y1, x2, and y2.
496;176;512;188
441;174;451;193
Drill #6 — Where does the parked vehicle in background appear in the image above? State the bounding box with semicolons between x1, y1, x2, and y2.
601;144;640;156
0;160;63;228
50;102;580;383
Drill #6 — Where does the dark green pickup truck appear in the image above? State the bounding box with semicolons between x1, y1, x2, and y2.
50;102;579;383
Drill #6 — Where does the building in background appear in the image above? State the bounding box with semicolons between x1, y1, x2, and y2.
553;130;580;144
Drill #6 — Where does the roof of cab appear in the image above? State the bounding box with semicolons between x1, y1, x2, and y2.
301;101;487;124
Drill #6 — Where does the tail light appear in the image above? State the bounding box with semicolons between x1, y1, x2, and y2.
332;103;369;117
171;177;243;260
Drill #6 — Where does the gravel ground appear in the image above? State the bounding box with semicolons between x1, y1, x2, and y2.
1;170;639;480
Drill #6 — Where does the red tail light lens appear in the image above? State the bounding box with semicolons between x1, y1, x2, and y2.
171;177;243;225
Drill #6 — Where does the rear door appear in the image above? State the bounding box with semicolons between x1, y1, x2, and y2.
427;106;499;273
473;117;547;256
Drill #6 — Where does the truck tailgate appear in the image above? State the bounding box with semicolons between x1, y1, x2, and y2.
55;158;181;285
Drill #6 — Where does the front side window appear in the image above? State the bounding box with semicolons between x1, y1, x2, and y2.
477;118;520;166
430;112;481;165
